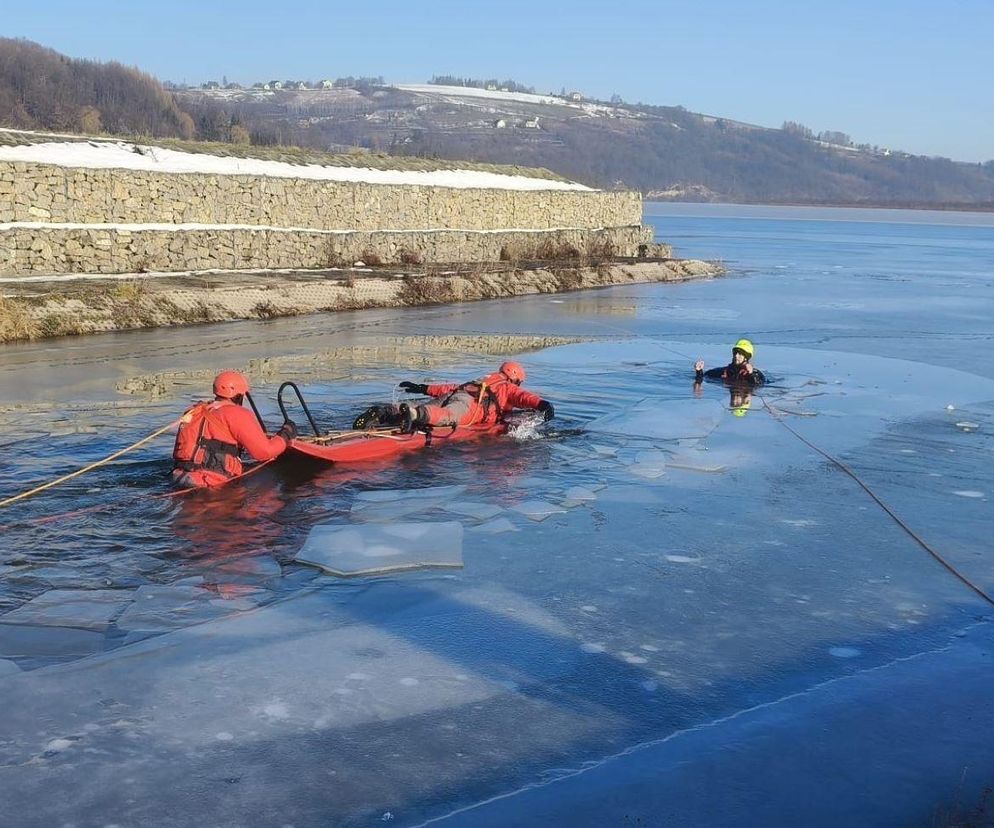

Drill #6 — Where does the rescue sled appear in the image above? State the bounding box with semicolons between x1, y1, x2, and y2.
277;382;509;466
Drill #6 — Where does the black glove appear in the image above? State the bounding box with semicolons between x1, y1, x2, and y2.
276;419;298;441
399;381;429;394
536;400;555;421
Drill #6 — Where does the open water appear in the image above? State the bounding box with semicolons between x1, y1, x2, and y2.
1;204;993;826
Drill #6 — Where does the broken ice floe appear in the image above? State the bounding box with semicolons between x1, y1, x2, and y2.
586;398;723;442
115;584;239;633
0;658;21;677
466;517;519;535
442;501;504;521
510;500;568;521
354;485;466;504
628;450;667;479
0;589;132;632
560;486;597;507
295;522;464;577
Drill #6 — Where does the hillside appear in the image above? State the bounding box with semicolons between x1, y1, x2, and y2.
0;38;194;139
2;37;993;207
175;83;994;207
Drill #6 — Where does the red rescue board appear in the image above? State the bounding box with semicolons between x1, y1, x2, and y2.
286;422;508;465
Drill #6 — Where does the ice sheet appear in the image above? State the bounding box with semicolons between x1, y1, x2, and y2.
586;398;724;441
295;522;464;576
510;500;569;521
115;584;231;633
0;589;132;631
442;501;505;521
351;485;468;522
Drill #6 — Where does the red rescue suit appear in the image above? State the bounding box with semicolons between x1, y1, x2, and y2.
172;399;289;488
417;372;544;428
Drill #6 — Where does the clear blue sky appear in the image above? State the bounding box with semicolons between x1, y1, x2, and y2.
5;0;992;161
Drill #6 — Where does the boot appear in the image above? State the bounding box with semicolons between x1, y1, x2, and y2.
352;405;383;430
396;403;409;433
399;403;428;434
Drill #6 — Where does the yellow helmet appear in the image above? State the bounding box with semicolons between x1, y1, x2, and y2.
733;338;754;359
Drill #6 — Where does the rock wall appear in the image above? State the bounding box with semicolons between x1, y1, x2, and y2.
0;160;652;277
0;225;658;276
0;161;641;230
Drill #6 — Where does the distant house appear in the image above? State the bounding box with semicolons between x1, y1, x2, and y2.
270;80;283;90
485;83;498;92
494;119;507;129
297;82;308;90
320;79;334;89
202;81;220;90
523;117;540;129
569;91;583;102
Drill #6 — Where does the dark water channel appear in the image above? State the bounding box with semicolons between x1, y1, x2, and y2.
1;204;993;826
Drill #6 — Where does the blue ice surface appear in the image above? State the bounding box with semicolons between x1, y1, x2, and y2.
1;205;994;825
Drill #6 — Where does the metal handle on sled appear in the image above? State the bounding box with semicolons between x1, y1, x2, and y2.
277;381;322;437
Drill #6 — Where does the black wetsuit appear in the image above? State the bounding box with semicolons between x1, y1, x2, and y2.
695;364;766;387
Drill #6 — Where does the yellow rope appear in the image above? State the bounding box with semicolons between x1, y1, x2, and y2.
759;396;994;608
0;420;179;509
306;427;398;444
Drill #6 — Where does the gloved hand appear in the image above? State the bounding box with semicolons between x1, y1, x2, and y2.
276;419;298;441
399;381;429;394
536;400;555;421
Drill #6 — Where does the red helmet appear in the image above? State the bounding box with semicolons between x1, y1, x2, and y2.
213;370;250;400
499;361;526;385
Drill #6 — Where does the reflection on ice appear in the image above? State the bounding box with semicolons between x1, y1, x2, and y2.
295;522;464;576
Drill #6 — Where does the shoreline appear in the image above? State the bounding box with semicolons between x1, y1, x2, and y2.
0;258;723;344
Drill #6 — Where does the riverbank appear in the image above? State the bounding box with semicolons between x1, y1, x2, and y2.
0;258;722;343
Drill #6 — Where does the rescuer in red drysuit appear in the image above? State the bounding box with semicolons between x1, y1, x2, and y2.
172;370;297;488
352;361;554;432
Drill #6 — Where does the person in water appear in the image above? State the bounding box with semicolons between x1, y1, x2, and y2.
694;338;766;387
172;370;297;488
352;361;554;433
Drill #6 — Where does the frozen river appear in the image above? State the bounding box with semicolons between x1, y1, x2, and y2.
1;204;993;826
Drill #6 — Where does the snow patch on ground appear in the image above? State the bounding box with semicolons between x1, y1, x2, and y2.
397;84;568;108
0;140;591;191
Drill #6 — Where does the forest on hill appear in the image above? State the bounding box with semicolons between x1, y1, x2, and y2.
2;37;993;208
0;38;196;138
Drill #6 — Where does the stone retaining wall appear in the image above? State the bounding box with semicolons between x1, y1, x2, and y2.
0;160;653;277
0;161;641;230
0;225;658;276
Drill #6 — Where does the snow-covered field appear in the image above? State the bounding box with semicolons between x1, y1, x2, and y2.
396;84;567;107
397;83;623;117
0;139;591;191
